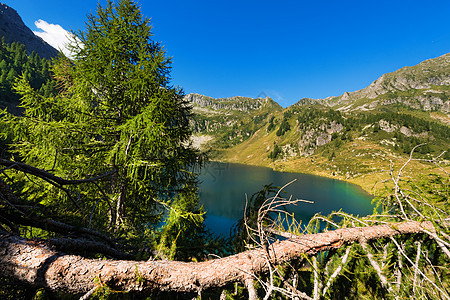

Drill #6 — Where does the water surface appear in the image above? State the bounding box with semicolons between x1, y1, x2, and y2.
198;162;374;236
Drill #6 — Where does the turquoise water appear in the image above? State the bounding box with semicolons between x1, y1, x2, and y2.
198;162;374;236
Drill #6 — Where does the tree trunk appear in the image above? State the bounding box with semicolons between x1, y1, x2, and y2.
0;221;434;295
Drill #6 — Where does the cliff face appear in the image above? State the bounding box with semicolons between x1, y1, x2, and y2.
186;93;282;112
0;3;58;59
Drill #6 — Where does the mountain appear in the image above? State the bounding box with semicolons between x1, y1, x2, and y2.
188;93;283;149
295;53;450;113
188;54;450;193
0;3;58;59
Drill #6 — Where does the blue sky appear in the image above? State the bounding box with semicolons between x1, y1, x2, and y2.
3;0;450;107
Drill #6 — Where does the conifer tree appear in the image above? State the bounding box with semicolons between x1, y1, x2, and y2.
3;0;204;250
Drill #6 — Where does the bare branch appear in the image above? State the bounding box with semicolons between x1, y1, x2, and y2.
390;237;449;299
413;241;421;295
245;278;258;300
421;229;450;260
322;245;352;296
360;240;393;292
312;256;319;300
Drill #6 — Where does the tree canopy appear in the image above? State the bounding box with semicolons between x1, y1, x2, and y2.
1;0;204;256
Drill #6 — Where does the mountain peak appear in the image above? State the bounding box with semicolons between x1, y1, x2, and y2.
0;2;58;59
350;54;449;100
291;53;450;113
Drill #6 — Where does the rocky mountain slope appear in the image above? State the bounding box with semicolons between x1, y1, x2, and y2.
0;3;58;59
300;53;450;113
188;93;283;148
189;53;450;150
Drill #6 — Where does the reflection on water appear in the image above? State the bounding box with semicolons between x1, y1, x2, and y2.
198;162;374;236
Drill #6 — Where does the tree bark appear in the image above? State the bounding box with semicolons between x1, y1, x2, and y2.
0;221;434;295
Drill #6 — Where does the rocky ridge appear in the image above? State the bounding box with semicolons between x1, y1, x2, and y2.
293;53;450;113
186;93;281;113
186;93;283;148
0;3;58;59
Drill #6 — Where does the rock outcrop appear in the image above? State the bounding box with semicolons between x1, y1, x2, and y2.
344;54;449;100
297;121;344;156
185;93;280;112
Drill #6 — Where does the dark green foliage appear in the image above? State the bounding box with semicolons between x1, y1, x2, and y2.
296;107;344;128
0;277;40;300
331;132;339;140
444;150;450;160
0;40;57;112
328;151;336;161
361;111;449;156
267;115;276;132
276;113;291;136
1;0;204;255
292;106;449;157
363;111;450;140
268;143;282;160
373;122;380;132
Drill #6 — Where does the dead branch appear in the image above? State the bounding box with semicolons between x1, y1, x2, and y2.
390;237;449;299
322;245;352;296
413;241;421;295
1;210;117;247
360;240;393;293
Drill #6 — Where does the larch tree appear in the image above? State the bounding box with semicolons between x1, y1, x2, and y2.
1;0;204;254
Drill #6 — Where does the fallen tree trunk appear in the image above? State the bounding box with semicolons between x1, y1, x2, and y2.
0;220;435;295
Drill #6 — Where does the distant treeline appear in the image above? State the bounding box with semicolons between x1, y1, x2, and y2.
0;37;58;111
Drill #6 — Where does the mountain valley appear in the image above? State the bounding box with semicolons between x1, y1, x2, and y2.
0;0;448;195
189;54;450;194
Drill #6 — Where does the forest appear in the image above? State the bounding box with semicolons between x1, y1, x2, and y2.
0;37;57;112
0;0;449;299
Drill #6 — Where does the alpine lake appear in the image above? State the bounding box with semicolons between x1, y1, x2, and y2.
198;162;374;237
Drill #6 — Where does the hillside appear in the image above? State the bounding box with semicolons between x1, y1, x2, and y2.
189;54;450;194
0;3;58;59
188;93;283;149
298;53;450;113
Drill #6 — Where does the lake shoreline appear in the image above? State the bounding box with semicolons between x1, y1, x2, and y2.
208;136;450;198
207;134;450;198
213;157;378;196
